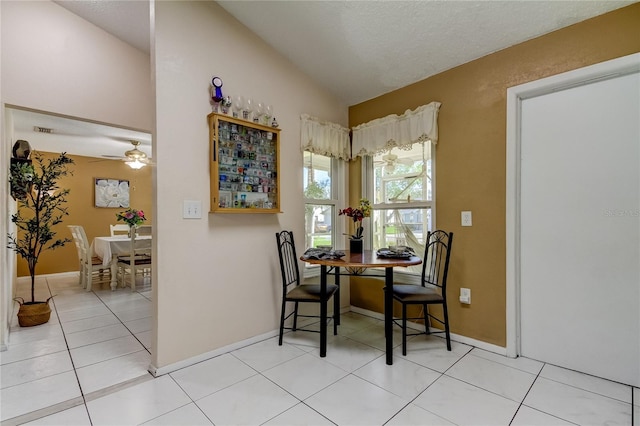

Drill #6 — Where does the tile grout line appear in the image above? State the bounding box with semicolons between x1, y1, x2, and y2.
91;286;153;355
535;363;635;405
18;278;151;423
46;277;95;425
508;361;544;425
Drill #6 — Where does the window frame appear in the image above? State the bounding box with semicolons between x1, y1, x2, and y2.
362;142;436;279
303;151;346;277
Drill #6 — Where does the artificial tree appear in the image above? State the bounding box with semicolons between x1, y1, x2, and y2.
7;151;74;325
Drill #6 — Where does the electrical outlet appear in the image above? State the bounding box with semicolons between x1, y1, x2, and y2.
460;288;471;304
461;211;472;227
183;200;202;219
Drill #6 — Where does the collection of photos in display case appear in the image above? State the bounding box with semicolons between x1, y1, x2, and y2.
216;118;278;210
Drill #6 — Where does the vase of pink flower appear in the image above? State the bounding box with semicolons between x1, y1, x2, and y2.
339;198;371;253
116;208;146;230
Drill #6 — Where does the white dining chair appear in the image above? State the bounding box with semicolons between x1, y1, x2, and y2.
68;225;109;291
110;224;130;237
67;225;85;287
117;229;152;291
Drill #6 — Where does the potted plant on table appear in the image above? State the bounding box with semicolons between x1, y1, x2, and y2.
339;198;371;253
7;151;74;327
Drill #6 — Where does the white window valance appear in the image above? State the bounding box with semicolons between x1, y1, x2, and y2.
351;102;441;157
300;114;351;160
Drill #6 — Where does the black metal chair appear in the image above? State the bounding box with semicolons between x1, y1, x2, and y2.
275;230;339;347
391;230;453;355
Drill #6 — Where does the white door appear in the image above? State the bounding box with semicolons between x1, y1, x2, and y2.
518;65;639;386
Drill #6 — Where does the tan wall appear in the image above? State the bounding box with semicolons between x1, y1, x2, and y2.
15;152;152;277
348;4;640;347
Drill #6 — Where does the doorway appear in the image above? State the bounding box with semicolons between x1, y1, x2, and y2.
506;53;640;387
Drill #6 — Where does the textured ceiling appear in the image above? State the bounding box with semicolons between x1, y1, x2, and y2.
55;0;635;106
218;0;634;105
24;0;636;159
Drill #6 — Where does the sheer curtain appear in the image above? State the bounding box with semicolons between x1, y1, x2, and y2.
354;103;441;271
352;102;440;157
300;114;350;160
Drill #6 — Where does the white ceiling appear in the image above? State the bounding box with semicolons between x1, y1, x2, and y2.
10;108;152;162
216;0;635;105
15;0;635;159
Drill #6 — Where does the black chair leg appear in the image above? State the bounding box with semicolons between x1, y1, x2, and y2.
443;302;451;351
333;292;339;336
402;303;407;356
292;301;299;331
423;303;430;335
279;299;286;345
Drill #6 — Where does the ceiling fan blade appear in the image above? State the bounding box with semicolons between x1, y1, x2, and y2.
382;153;397;162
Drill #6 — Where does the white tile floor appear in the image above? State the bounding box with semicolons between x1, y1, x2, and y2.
1;274;637;425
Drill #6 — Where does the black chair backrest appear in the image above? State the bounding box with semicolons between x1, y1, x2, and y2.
421;230;453;292
276;230;300;290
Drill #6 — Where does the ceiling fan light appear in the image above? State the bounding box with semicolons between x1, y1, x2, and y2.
123;140;148;169
126;158;146;169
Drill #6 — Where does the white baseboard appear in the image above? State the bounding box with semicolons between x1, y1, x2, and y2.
16;271;78;283
350;306;508;357
150;305;509;377
149;329;280;377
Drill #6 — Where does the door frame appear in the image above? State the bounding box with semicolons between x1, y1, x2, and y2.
505;52;640;357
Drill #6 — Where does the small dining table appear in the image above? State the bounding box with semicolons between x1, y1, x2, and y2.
92;235;152;290
301;250;422;365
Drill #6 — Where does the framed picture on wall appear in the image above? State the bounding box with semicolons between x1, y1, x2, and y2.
94;178;130;208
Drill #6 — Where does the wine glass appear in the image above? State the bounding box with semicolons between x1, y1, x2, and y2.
232;95;244;118
256;101;265;124
265;104;273;126
244;98;254;121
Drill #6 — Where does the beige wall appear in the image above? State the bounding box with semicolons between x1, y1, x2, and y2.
1;0;151;348
348;4;640;347
15;152;152;277
153;1;347;368
0;0;151;130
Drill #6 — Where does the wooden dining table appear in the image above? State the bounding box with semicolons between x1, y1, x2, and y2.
301;250;422;365
92;235;152;290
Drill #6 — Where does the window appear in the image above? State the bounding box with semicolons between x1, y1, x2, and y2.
366;142;434;274
303;152;343;253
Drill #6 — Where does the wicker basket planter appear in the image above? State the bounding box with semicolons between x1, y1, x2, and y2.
14;297;52;327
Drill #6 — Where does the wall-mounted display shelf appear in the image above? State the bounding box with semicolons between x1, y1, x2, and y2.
208;113;281;213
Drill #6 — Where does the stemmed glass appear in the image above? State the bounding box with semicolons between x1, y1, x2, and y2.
243;98;254;121
265;105;273;126
255;101;265;124
232;95;244;118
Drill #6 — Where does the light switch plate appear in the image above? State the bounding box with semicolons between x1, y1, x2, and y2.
460;288;471;304
183;200;202;219
461;211;472;227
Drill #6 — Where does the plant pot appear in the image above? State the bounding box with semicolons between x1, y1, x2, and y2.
349;238;363;253
15;298;52;327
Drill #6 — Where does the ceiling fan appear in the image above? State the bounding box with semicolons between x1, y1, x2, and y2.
92;140;150;169
376;151;414;173
122;140;149;169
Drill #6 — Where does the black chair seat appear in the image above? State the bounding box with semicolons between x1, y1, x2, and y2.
117;254;152;265
287;284;338;302
390;230;453;355
392;284;443;303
